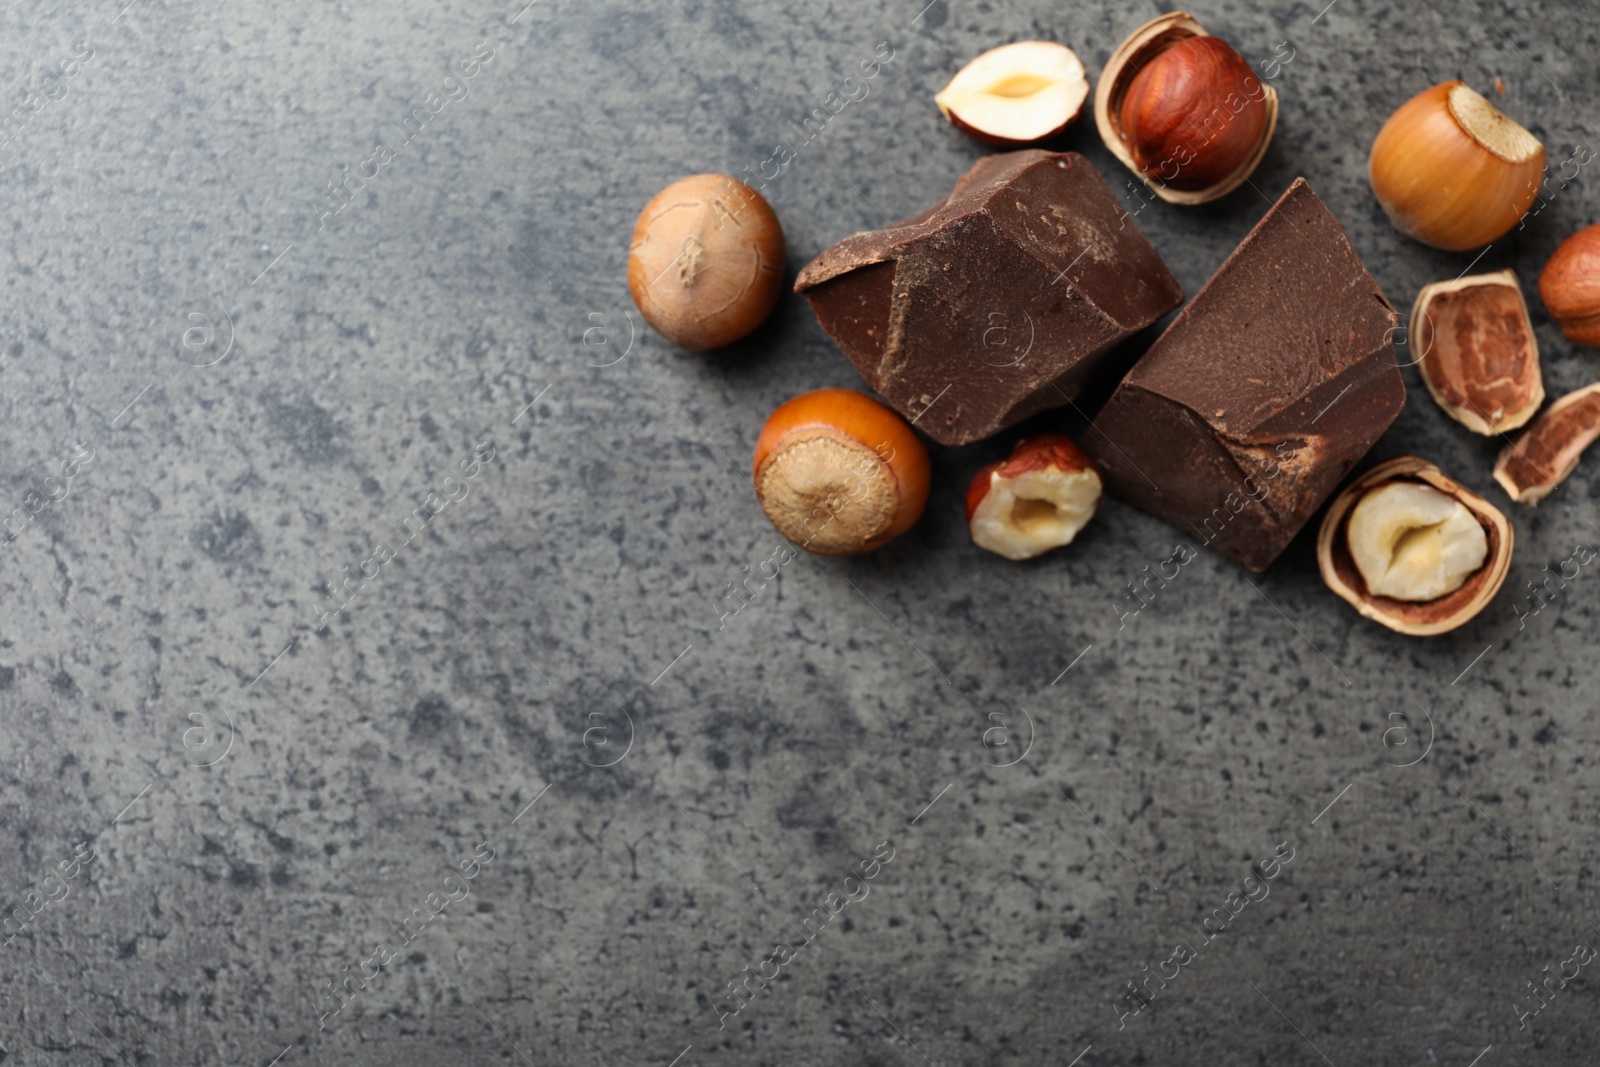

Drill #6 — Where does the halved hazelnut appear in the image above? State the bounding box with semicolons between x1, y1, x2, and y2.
1318;456;1513;636
753;388;930;555
1493;381;1600;504
1093;11;1278;205
935;41;1090;149
1411;269;1543;435
966;434;1102;560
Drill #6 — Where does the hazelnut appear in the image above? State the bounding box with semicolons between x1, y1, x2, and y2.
753;388;930;555
1411;269;1543;435
1368;82;1545;251
1118;37;1268;192
1346;483;1488;602
1493;381;1600;504
627;174;785;351
965;434;1102;560
1093;12;1278;205
934;41;1090;149
1318;456;1513;636
1538;223;1600;346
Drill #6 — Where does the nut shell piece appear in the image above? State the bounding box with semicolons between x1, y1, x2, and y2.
1411;269;1543;435
1493;381;1600;504
1318;456;1513;636
1093;11;1278;205
1539;223;1600;346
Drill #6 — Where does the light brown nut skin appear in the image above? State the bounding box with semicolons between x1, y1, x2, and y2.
1411;269;1543;435
1494;382;1600;504
627;174;785;351
1318;456;1513;636
1539;223;1600;346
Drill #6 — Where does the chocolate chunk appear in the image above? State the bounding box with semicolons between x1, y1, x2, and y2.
1087;178;1405;572
794;151;1183;446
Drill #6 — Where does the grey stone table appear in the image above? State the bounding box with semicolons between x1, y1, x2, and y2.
1;0;1596;1064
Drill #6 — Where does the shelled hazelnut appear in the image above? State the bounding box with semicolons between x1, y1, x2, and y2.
1318;456;1513;636
935;41;1090;148
1539;223;1600;346
965;434;1102;560
1093;11;1277;204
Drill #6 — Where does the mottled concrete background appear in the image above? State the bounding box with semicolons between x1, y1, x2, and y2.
0;0;1596;1064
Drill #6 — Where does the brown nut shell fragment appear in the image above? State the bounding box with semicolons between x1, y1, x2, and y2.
1318;455;1513;636
1538;223;1600;346
1493;381;1600;504
1411;269;1543;435
1093;11;1278;206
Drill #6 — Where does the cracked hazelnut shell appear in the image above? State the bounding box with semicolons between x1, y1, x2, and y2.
1411;269;1543;435
1493;381;1600;504
627;174;785;351
1318;456;1513;636
1093;11;1278;205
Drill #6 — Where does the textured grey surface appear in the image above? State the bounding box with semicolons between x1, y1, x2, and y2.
0;0;1597;1064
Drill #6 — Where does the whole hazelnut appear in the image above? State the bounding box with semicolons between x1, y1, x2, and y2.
753;389;930;555
1539;222;1600;346
1368;82;1545;251
627;174;785;351
1117;36;1269;193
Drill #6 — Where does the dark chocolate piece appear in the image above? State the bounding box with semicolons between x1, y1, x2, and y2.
795;151;1183;446
1088;178;1405;572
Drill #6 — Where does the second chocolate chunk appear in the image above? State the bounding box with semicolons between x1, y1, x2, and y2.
1088;178;1405;572
795;151;1182;446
